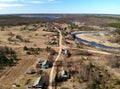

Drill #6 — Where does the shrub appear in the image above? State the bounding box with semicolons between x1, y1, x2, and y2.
115;79;120;85
23;46;28;50
26;51;31;55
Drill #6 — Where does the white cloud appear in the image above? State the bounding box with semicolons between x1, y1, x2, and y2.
0;3;23;8
27;0;56;4
49;0;55;1
28;0;45;4
0;0;17;2
0;0;57;4
0;0;21;9
0;0;56;9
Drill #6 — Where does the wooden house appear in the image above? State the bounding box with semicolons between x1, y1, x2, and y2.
61;70;70;80
33;76;45;88
41;60;50;69
36;60;50;69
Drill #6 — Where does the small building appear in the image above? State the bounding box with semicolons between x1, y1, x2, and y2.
49;40;57;45
64;49;71;57
36;60;50;69
41;60;50;69
53;32;59;36
26;69;36;74
61;70;70;80
36;60;43;68
27;28;33;31
33;76;45;88
36;63;42;68
12;83;20;88
54;35;58;39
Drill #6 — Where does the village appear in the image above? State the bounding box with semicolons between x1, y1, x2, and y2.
0;19;120;89
0;22;74;89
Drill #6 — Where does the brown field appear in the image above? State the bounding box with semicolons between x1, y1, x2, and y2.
0;23;57;89
0;15;120;89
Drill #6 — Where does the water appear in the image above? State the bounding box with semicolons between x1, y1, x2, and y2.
19;15;59;19
72;31;120;50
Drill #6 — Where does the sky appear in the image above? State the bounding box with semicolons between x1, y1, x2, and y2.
0;0;120;14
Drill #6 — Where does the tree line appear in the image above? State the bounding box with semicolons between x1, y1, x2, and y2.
0;46;17;69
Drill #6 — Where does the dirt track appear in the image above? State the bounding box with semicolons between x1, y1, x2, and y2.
0;24;57;89
49;27;63;89
0;55;36;88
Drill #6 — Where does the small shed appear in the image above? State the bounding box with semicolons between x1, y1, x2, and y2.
61;70;70;81
33;76;44;88
64;49;71;57
41;60;50;69
53;32;59;36
36;60;43;68
26;69;36;74
36;63;42;68
27;28;33;31
36;59;50;69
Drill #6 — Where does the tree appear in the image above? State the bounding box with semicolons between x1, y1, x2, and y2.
23;46;28;50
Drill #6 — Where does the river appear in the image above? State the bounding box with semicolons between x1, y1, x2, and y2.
72;31;120;51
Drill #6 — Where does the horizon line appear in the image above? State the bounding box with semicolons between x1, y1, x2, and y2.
0;13;120;15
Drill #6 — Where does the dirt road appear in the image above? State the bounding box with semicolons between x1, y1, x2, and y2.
49;27;63;89
48;27;114;89
71;48;111;55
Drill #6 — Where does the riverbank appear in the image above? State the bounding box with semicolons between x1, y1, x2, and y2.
73;31;120;50
76;34;120;47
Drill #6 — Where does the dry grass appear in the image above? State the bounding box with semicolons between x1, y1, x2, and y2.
0;24;57;89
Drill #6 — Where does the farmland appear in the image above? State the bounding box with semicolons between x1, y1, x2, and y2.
0;15;120;89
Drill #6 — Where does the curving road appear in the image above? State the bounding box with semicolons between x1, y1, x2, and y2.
49;27;63;89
